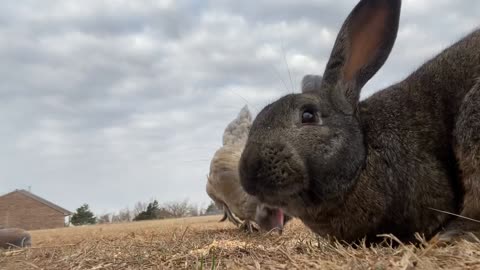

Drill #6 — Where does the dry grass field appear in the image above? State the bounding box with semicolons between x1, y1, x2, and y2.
1;215;480;269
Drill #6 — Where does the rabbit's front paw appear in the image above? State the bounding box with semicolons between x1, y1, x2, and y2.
436;230;479;245
240;220;259;233
436;220;480;244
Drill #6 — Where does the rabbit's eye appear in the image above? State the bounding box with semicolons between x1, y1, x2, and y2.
301;110;317;124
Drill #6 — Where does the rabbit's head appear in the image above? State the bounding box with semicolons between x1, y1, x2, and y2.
240;0;401;216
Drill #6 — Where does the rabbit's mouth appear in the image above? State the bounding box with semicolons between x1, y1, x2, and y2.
255;204;292;233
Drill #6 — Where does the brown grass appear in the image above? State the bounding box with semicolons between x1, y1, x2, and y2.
1;216;480;269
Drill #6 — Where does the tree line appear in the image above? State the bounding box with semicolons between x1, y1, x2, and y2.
69;199;222;226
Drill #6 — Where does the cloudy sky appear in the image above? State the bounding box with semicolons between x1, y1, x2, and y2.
0;0;478;215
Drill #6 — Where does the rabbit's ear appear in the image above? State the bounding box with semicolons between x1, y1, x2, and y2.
238;105;252;124
301;75;323;94
222;105;252;145
322;0;401;112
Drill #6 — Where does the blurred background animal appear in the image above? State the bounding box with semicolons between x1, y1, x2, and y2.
206;105;289;233
0;228;32;249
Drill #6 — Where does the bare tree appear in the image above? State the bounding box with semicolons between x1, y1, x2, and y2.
97;213;111;224
111;214;121;223
132;201;148;218
187;203;200;217
157;207;174;219
164;199;190;218
198;202;207;216
205;201;222;215
112;207;132;223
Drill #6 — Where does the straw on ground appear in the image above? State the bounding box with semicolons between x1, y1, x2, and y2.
1;216;479;269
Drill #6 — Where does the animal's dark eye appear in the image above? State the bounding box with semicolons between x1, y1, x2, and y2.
301;109;317;124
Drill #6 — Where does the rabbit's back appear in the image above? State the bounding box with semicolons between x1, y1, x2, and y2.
364;29;480;121
354;29;480;240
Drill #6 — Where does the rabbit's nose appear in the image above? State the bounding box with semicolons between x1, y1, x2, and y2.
240;140;301;197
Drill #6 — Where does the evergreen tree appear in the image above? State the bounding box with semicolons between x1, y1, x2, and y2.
205;201;222;215
133;200;160;221
71;204;97;225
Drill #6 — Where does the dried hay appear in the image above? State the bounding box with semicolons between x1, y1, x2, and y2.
1;216;479;269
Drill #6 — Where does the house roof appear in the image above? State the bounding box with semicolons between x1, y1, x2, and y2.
0;189;72;216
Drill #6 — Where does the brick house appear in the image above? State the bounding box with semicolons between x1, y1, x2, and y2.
0;189;72;230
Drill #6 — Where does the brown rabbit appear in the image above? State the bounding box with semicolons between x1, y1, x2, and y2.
239;0;480;243
0;228;32;249
207;106;290;233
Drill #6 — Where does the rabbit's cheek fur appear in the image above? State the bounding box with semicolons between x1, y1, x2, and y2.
285;114;366;203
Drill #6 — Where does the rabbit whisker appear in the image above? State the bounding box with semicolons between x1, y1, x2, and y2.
427;207;480;223
227;89;259;114
181;159;211;163
281;39;295;94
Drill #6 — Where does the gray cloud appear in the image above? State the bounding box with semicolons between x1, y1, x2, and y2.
0;0;477;214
